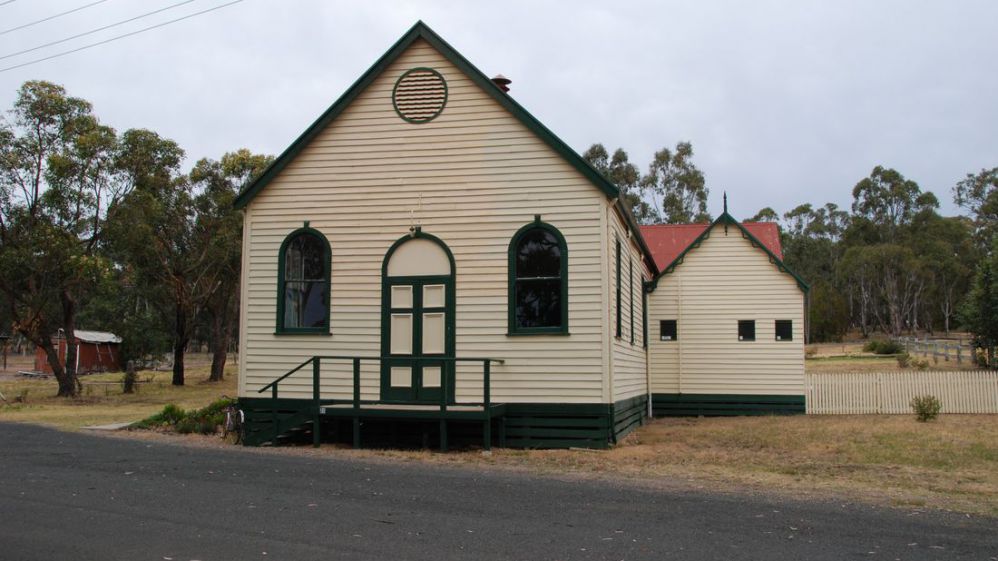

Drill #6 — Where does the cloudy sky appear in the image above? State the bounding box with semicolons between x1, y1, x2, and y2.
1;0;995;219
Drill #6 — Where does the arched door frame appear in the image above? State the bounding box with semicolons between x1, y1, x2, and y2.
380;229;456;403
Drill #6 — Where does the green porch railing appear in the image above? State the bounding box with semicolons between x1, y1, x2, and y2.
257;356;505;451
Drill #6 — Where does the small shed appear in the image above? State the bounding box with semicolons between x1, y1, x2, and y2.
34;330;123;374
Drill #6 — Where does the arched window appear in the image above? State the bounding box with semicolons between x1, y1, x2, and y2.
508;220;568;335
276;227;330;334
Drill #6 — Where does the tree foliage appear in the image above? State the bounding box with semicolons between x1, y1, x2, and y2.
643;141;709;223
959;236;998;367
0;80;269;395
583;144;658;224
953;167;998;250
584;141;708;224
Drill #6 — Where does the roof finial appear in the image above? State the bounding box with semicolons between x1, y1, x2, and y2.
723;191;728;214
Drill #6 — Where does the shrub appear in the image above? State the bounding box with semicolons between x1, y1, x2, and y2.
863;339;904;355
911;395;941;422
896;352;911;368
132;398;235;434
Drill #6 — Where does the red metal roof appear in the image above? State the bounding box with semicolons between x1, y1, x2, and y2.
639;221;783;272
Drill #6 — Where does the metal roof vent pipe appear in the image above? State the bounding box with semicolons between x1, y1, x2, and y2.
491;74;511;92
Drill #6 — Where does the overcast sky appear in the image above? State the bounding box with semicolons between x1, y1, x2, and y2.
1;0;995;219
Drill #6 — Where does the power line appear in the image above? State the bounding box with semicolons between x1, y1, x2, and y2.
1;0;110;35
0;0;18;8
1;0;198;61
0;0;245;74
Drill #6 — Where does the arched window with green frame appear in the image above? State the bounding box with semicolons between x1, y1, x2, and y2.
276;225;331;334
508;218;568;335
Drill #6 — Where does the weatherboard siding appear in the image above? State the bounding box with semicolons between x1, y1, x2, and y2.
609;208;650;402
646;223;805;395
239;39;610;403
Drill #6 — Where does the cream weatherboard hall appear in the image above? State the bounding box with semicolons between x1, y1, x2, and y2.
234;22;807;449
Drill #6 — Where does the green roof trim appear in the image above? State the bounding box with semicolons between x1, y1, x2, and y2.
232;21;657;273
646;212;810;294
234;21;619;205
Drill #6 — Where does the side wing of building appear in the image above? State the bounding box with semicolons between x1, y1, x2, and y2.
646;223;806;415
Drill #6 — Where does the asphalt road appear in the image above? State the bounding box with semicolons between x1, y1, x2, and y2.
0;423;995;561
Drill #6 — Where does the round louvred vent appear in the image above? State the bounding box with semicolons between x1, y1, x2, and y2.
392;67;448;124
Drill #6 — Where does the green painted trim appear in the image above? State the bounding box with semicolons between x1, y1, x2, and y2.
230;21;659;277
645;211;810;294
651;393;805;417
506;219;569;335
240;397;626;449
615;237;622;338
611;394;647;443
232;21;618;204
275;226;331;335
380;231;457;403
391;66;448;124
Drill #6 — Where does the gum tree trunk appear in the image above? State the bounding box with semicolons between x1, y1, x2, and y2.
172;301;186;386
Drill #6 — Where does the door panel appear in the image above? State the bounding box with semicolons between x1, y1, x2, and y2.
422;312;445;354
390;313;413;355
390;366;412;388
381;276;454;403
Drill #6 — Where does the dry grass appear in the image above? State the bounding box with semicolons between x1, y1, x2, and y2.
805;340;978;373
0;358;236;429
3;350;994;516
260;415;997;516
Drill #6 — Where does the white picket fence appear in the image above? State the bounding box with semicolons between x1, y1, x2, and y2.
805;370;998;414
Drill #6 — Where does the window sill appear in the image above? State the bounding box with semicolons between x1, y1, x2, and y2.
506;331;571;337
274;330;332;336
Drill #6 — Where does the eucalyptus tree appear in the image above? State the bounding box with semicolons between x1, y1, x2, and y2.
748;207;779;222
642;141;709;224
583;143;658;224
107;130;199;386
959;236;998;367
953;167;997;251
188;149;272;382
0;81;121;396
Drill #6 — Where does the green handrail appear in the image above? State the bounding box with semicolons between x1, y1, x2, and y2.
257;355;504;449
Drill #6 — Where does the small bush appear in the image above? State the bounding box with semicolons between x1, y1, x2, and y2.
911;395;941;422
864;339;904;355
133;397;235;434
896;352;911;368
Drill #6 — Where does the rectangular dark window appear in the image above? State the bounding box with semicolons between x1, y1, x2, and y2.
738;320;756;341
615;237;622;339
775;320;793;341
629;258;634;344
660;320;677;341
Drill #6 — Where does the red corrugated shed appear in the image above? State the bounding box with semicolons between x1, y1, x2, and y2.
639;221;783;272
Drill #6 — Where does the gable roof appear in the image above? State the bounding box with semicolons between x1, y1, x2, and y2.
231;21;658;275
642;213;808;293
641;221;782;271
